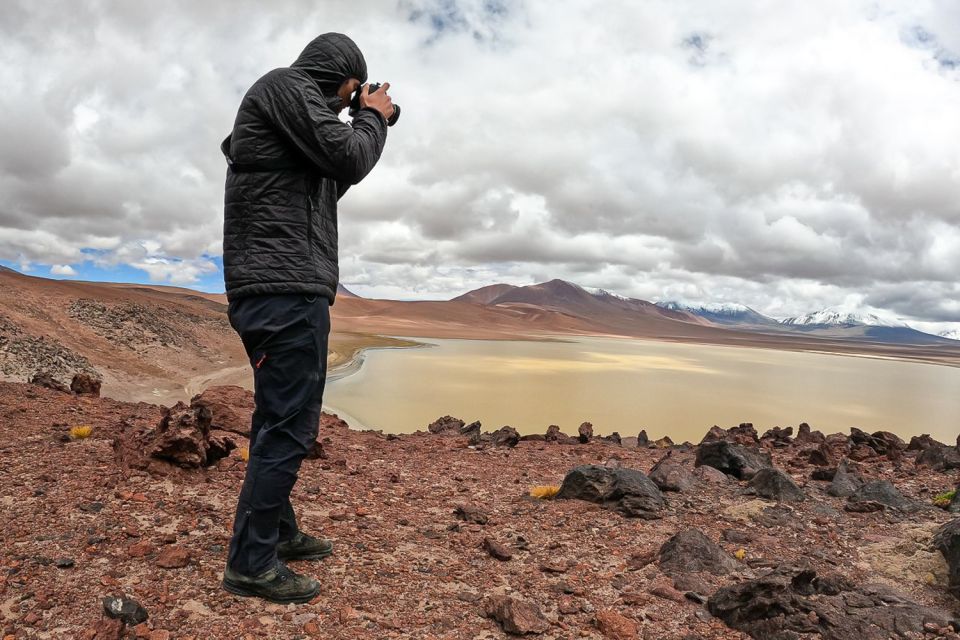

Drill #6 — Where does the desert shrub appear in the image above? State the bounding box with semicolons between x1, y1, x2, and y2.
529;485;560;499
70;425;93;439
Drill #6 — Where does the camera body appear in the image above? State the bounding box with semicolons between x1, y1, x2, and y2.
348;83;401;126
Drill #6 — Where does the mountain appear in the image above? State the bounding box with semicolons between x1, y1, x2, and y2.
656;301;780;326
781;308;910;328
939;329;960;341
476;279;707;327
451;283;518;305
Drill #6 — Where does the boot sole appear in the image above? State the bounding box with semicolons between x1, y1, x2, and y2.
221;578;320;604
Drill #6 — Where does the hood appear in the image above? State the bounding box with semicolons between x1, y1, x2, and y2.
291;33;368;111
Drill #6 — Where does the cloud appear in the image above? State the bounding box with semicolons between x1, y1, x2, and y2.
0;0;957;332
50;264;77;276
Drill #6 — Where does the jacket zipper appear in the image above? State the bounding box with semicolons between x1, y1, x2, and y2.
306;178;316;256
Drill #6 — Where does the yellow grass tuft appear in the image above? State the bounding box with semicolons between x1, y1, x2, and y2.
239;447;250;462
934;489;956;508
529;485;561;499
734;548;747;561
69;425;93;439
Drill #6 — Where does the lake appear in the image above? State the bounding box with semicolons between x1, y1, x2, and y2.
322;335;960;443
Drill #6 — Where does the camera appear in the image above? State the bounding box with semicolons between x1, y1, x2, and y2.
348;83;401;126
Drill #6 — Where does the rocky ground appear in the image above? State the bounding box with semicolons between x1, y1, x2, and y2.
3;380;960;639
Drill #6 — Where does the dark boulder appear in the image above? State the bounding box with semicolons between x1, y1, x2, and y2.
695;441;772;480
748;468;805;502
602;431;622;446
700;426;728;444
490;425;520;448
461;420;482;437
794;422;825;444
427;415;465;435
556;465;665;519
636;429;649;447
827;459;864;498
845;480;917;513
906;434;943;451
578;421;593;443
934;518;960;596
916;444;960;471
102;595;148;626
543;424;575;444
648;453;697;492
804;443;836;467
849;427;904;457
70;372;102;397
759;426;793;448
658;529;738;576
708;566;951;639
729;423;759;445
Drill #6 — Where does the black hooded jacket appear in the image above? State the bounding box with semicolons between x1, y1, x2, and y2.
221;33;388;303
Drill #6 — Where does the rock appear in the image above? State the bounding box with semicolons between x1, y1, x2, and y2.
29;372;70;393
490;426;520;448
207;429;241;461
729;423;760;444
70;372;102;396
483;537;513;561
578;422;593;443
759;426;793;447
804;443;836;467
648;453;696;492
848;444;876;461
155;546;191;569
845;480;917;513
54;557;74;568
636;430;649;447
795;422;826;444
700;426;728;444
483;595;550;635
748;468;805;502
827;459;864;498
427;415;465;435
693;465;729;484
305;436;327;460
90;617;125;640
658;529;738;576
102;595;148;626
934;519;960;596
603;432;622;446
454;504;489;525
906;434;943;451
189;386;253;436
594;610;638;639
695;441;771;479
916;444;960;471
147;402;216;467
459;420;481;436
849;427;905;457
556;465;665;519
652;436;674;448
707;566;951;639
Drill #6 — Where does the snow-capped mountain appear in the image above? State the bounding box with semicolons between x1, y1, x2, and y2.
940;329;960;341
781;307;911;328
655;301;779;326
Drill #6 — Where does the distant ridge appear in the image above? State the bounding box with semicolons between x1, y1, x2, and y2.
451;283;518;305
656;301;779;326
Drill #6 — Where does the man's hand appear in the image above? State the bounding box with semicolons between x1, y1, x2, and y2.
359;82;395;122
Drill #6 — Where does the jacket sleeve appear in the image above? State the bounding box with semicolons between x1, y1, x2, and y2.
257;71;388;185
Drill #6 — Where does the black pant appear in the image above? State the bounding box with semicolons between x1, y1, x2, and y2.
225;293;330;575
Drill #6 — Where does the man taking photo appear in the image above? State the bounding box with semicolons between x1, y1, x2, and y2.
219;32;394;604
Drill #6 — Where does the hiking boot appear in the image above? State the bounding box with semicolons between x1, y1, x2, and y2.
277;531;334;561
222;560;320;604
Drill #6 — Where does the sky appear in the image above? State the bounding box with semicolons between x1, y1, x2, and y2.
1;0;959;334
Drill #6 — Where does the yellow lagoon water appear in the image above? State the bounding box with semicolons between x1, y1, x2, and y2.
322;335;960;443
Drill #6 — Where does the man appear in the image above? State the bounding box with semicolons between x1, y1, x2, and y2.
219;32;394;604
